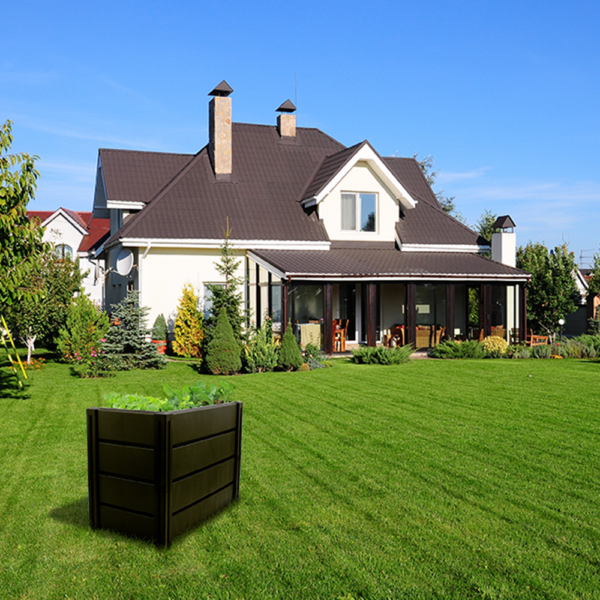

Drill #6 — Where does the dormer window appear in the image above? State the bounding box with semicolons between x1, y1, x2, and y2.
341;192;377;232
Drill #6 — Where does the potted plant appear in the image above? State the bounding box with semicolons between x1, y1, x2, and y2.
87;381;242;546
151;314;168;354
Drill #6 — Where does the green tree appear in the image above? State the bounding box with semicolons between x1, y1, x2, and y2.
173;283;204;359
57;293;110;370
516;242;579;337
206;220;245;343
413;153;466;223
474;210;499;244
0;120;47;311
278;321;303;371
103;290;166;370
4;249;83;362
588;251;600;297
205;307;242;375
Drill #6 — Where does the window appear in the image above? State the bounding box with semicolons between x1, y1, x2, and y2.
341;193;377;232
54;244;73;260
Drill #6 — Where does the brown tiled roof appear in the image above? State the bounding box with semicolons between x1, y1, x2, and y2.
109;123;344;243
396;200;489;246
382;157;441;208
27;211;54;224
253;248;529;281
78;217;110;252
99;149;194;204
300;142;365;201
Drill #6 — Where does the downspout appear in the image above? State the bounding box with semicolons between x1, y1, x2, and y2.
139;241;152;307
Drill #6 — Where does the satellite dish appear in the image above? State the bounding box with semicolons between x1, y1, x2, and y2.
115;248;134;276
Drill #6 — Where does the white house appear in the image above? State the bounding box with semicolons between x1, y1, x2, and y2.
92;81;530;352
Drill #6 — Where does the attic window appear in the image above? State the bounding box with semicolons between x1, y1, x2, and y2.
341;192;377;232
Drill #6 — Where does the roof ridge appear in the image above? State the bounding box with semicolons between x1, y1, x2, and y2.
110;149;203;241
99;148;194;158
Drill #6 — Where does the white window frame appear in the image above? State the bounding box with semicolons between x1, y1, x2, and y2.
341;192;378;233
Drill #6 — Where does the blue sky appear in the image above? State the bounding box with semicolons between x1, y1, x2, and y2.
4;0;600;266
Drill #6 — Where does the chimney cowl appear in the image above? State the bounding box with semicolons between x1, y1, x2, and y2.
208;80;233;97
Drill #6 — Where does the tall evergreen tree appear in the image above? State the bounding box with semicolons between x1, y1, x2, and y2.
206;219;245;343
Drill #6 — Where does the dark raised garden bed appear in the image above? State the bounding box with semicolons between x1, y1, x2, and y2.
87;401;243;546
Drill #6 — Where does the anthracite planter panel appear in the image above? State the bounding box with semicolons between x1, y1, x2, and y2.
87;401;243;546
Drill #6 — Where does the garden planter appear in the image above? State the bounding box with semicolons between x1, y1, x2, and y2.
151;339;167;354
87;401;243;546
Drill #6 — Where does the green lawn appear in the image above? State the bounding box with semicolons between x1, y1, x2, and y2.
1;353;599;599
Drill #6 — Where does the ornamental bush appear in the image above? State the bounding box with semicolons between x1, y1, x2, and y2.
152;314;168;340
205;307;242;375
351;345;413;365
481;335;509;358
173;284;204;359
278;322;303;371
243;322;279;373
429;340;485;359
531;344;552;359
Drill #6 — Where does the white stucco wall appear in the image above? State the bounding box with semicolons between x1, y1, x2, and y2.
318;161;399;243
43;214;84;257
138;247;246;332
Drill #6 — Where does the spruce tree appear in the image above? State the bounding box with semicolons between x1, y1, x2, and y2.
173;283;204;359
278;321;303;371
103;290;166;370
205;307;242;375
206;219;245;344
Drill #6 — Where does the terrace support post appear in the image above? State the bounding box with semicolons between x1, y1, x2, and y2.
519;283;528;343
446;284;455;341
366;283;377;347
482;284;492;338
282;280;289;329
406;283;416;347
255;264;261;329
323;283;333;354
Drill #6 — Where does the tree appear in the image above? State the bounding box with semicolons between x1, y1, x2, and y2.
516;242;579;337
103;290;166;370
173;283;204;359
206;219;245;343
588;251;600;297
205;307;242;375
413;153;466;223
0;120;47;312
474;209;499;258
278;321;303;371
4;249;83;362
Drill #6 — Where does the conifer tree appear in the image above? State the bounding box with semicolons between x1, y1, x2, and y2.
103;290;166;370
205;307;242;375
173;283;204;359
278;321;303;371
206;219;245;343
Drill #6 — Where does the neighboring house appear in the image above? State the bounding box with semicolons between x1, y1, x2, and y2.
27;208;110;305
93;80;530;352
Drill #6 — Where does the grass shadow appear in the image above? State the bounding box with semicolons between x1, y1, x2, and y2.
0;366;31;400
49;497;89;529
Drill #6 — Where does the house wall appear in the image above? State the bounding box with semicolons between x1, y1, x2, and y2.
139;247;246;333
318;161;399;243
43;214;84;257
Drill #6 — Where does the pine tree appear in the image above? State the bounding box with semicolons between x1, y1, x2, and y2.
278;321;303;371
206;219;245;343
103;290;166;370
172;283;204;359
205;307;242;375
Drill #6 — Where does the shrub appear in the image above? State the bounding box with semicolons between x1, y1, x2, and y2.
205;307;242;375
576;334;600;354
531;344;551;359
562;339;597;359
103;290;167;371
588;314;600;336
307;357;327;370
173;284;204;360
152;314;168;340
429;340;485;359
243;322;279;373
278;322;303;371
298;363;310;372
351;345;413;365
482;335;509;358
303;342;327;369
105;380;235;412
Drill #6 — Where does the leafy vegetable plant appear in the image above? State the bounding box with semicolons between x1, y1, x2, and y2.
105;380;235;412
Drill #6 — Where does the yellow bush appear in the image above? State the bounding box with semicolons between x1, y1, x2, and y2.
481;335;509;356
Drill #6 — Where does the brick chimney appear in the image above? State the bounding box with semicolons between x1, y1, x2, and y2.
208;80;233;178
277;99;296;138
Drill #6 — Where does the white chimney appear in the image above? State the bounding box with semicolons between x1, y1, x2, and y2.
491;215;516;268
